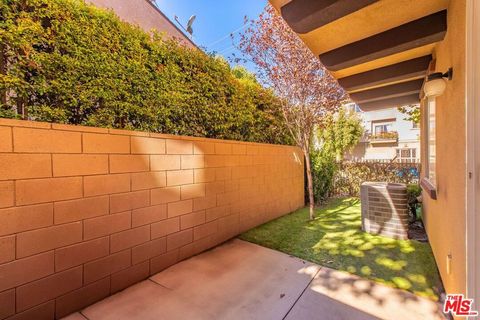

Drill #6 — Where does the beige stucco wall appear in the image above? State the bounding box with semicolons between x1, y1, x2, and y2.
87;0;196;48
345;106;421;162
421;0;467;296
346;141;421;162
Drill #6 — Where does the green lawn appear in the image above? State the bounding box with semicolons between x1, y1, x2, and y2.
240;198;442;300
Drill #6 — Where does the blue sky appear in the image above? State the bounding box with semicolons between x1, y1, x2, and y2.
155;0;267;68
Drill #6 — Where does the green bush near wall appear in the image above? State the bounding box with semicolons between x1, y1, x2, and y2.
0;0;291;144
333;161;421;197
310;109;364;203
310;150;337;203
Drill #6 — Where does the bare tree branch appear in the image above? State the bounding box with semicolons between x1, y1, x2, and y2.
235;5;348;219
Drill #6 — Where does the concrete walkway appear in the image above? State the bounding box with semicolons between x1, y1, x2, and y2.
63;239;445;320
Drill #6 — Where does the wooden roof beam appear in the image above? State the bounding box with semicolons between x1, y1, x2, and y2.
319;10;446;71
349;79;424;103
359;94;420;111
281;0;379;34
338;55;432;92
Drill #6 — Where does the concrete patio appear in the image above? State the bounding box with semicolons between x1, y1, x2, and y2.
63;239;445;320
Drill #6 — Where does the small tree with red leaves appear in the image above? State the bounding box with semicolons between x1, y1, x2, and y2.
235;5;347;219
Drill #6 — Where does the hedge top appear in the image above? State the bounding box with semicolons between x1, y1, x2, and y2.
0;0;291;145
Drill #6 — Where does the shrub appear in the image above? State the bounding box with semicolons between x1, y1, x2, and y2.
310;150;337;203
319;108;364;160
0;0;291;144
332;161;421;197
406;183;422;222
310;108;363;203
406;183;422;203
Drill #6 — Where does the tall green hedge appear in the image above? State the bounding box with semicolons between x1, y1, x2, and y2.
0;0;291;144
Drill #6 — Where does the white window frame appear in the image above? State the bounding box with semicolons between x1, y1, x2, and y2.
424;97;437;187
396;148;417;162
373;122;393;134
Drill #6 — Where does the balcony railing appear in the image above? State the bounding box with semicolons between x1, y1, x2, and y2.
367;131;399;143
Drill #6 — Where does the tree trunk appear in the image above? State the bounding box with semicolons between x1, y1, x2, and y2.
303;148;315;220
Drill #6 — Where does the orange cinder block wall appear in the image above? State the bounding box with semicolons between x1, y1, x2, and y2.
0;118;304;319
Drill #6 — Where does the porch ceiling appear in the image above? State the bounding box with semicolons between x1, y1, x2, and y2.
270;0;450;111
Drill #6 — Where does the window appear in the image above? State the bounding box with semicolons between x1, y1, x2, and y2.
346;103;361;113
374;123;392;134
425;98;436;185
396;148;417;162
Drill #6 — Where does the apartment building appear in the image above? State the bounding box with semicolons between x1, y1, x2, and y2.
87;0;196;48
346;105;420;162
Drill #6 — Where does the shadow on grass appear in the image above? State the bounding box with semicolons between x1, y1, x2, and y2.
239;197;442;302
